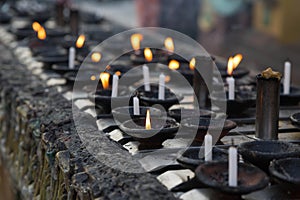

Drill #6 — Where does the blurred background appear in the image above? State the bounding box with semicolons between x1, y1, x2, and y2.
74;0;300;82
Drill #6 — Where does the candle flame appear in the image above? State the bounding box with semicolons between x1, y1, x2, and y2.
131;33;143;51
100;72;110;89
189;57;196;70
232;54;243;69
145;109;151;130
168;60;180;70
165;75;171;83
37;27;46;40
32;22;42;32
76;34;85;48
91;52;101;62
90;75;96;81
164;37;174;53
227;57;234;76
115;71;121;76
144;48;153;62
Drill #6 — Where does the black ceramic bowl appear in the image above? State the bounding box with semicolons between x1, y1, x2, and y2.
269;158;300;185
111;106;162;124
217;68;250;79
290;112;300;127
210;90;256;117
88;89;133;114
195;162;269;194
176;147;228;170
181;117;237;143
168;108;215;122
280;86;300;106
239;141;300;172
120;117;179;149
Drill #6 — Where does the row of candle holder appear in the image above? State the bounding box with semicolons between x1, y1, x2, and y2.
176;140;300;194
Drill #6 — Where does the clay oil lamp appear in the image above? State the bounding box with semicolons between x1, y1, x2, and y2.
129;33;168;64
209;90;256;117
120;109;179;149
104;64;143;86
168;107;215;122
269;158;300;186
195;161;269;194
210;57;256;117
137;70;183;110
214;54;249;79
238;140;300;172
290;112;300;128
88;72;133;114
181;117;236;144
51;51;103;75
112;97;162;124
159;58;194;85
176;146;228;170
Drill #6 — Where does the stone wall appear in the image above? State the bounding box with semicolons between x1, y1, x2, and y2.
0;42;176;199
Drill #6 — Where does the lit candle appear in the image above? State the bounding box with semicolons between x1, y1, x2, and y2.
145;109;151;130
68;47;75;69
204;133;212;161
226;77;235;100
283;59;291;94
158;73;165;100
133;97;140;115
111;74;118;97
228;146;238;187
143;65;150;91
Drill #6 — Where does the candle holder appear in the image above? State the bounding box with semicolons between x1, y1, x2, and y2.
280;86;300;106
119;117;179;149
181;117;237;144
176;147;228;170
64;70;98;85
35;53;68;69
290;112;300;127
210;90;256;117
137;84;183;110
51;63;81;74
195;161;269;194
129;48;168;64
88;88;133;114
168;108;215;122
239;141;300;172
269;158;300;185
111;106;162;124
105;65;143;86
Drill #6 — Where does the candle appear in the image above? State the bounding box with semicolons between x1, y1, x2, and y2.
226;77;235;100
204;133;212;161
145;109;151;130
133;97;140;115
143;65;150;91
228;146;238;187
111;74;119;97
158;73;165;100
68;47;75;69
283;59;291;94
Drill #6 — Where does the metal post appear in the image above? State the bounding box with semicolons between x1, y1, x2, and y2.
255;74;281;140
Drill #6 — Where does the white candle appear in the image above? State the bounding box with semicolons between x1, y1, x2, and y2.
226;76;235;100
143;65;150;91
111;75;118;97
158;73;165;100
228;146;238;187
204;133;212;161
68;47;76;69
283;60;291;94
133;97;140;115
